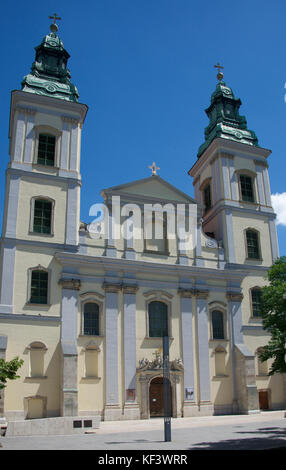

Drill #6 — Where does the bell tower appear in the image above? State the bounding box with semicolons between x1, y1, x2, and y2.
0;17;88;314
189;66;279;267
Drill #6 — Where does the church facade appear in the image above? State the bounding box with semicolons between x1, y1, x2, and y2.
0;22;285;423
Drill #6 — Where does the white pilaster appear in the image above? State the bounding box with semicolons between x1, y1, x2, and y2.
104;284;121;420
196;290;213;414
179;290;197;416
59;278;81;417
123;286;140;419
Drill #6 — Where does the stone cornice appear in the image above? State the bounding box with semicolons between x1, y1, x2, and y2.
55;252;248;282
188;137;271;178
58;278;81;290
122;285;139;294
102;282;122;293
0;313;61;323
178;288;194;298
15;106;36;116
194;289;209;299
226;292;244;302
61;115;79;125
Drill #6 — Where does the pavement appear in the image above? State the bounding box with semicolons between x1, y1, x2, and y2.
0;410;286;451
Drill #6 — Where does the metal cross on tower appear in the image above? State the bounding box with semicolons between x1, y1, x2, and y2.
49;13;61;32
49;13;61;24
214;62;224;81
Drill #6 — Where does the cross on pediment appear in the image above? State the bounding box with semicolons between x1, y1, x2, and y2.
148;162;160;176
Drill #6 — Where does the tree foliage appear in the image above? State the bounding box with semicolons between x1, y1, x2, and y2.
0;357;24;390
259;256;286;375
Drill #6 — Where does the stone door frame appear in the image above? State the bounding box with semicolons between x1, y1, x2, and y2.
138;371;182;419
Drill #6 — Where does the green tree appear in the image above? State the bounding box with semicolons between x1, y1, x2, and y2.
0;357;24;391
259;256;286;375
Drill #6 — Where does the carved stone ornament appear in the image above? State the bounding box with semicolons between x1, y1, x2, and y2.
178;288;194;298
138;352;184;372
205;238;218;249
122;285;138;295
102;283;122;293
58;278;81;290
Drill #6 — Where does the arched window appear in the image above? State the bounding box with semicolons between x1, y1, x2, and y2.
148;301;168;337
246;229;260;259
203;183;212;214
83;303;100;336
251;288;262;317
37;133;56;166
212;310;224;340
30;268;49;304
32;198;53;234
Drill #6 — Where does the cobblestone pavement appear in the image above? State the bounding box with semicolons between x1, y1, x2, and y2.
1;411;286;451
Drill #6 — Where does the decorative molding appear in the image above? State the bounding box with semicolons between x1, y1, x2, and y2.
122;285;138;294
226;292;243;302
143;290;173;299
194;289;209;299
208;300;227;307
58;278;81;290
84;341;101;352
16;106;36;116
137;353;184;372
254;159;269;168
102;282;121;293
79;291;104;300
178;288;194;298
61;116;79;125
220;152;234;160
205;237;218;249
0;312;61;323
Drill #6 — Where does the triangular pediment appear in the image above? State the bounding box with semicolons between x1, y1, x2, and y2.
101;175;197;205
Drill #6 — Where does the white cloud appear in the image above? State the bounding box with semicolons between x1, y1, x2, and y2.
271;193;286;226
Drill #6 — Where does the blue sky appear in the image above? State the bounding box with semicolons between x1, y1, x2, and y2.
1;0;286;255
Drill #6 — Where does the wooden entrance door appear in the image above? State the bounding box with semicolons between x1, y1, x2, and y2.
149;377;172;417
258;390;269;410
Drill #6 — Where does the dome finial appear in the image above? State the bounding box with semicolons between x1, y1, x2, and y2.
214;62;224;81
49;13;61;33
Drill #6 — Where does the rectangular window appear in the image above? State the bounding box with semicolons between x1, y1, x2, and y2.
246;230;260;259
33;199;52;234
37;134;56;166
30;270;48;304
252;289;262;317
148;301;168;337
240;175;254;202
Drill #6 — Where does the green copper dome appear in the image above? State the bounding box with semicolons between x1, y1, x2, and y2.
21;24;79;102
197;79;259;158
